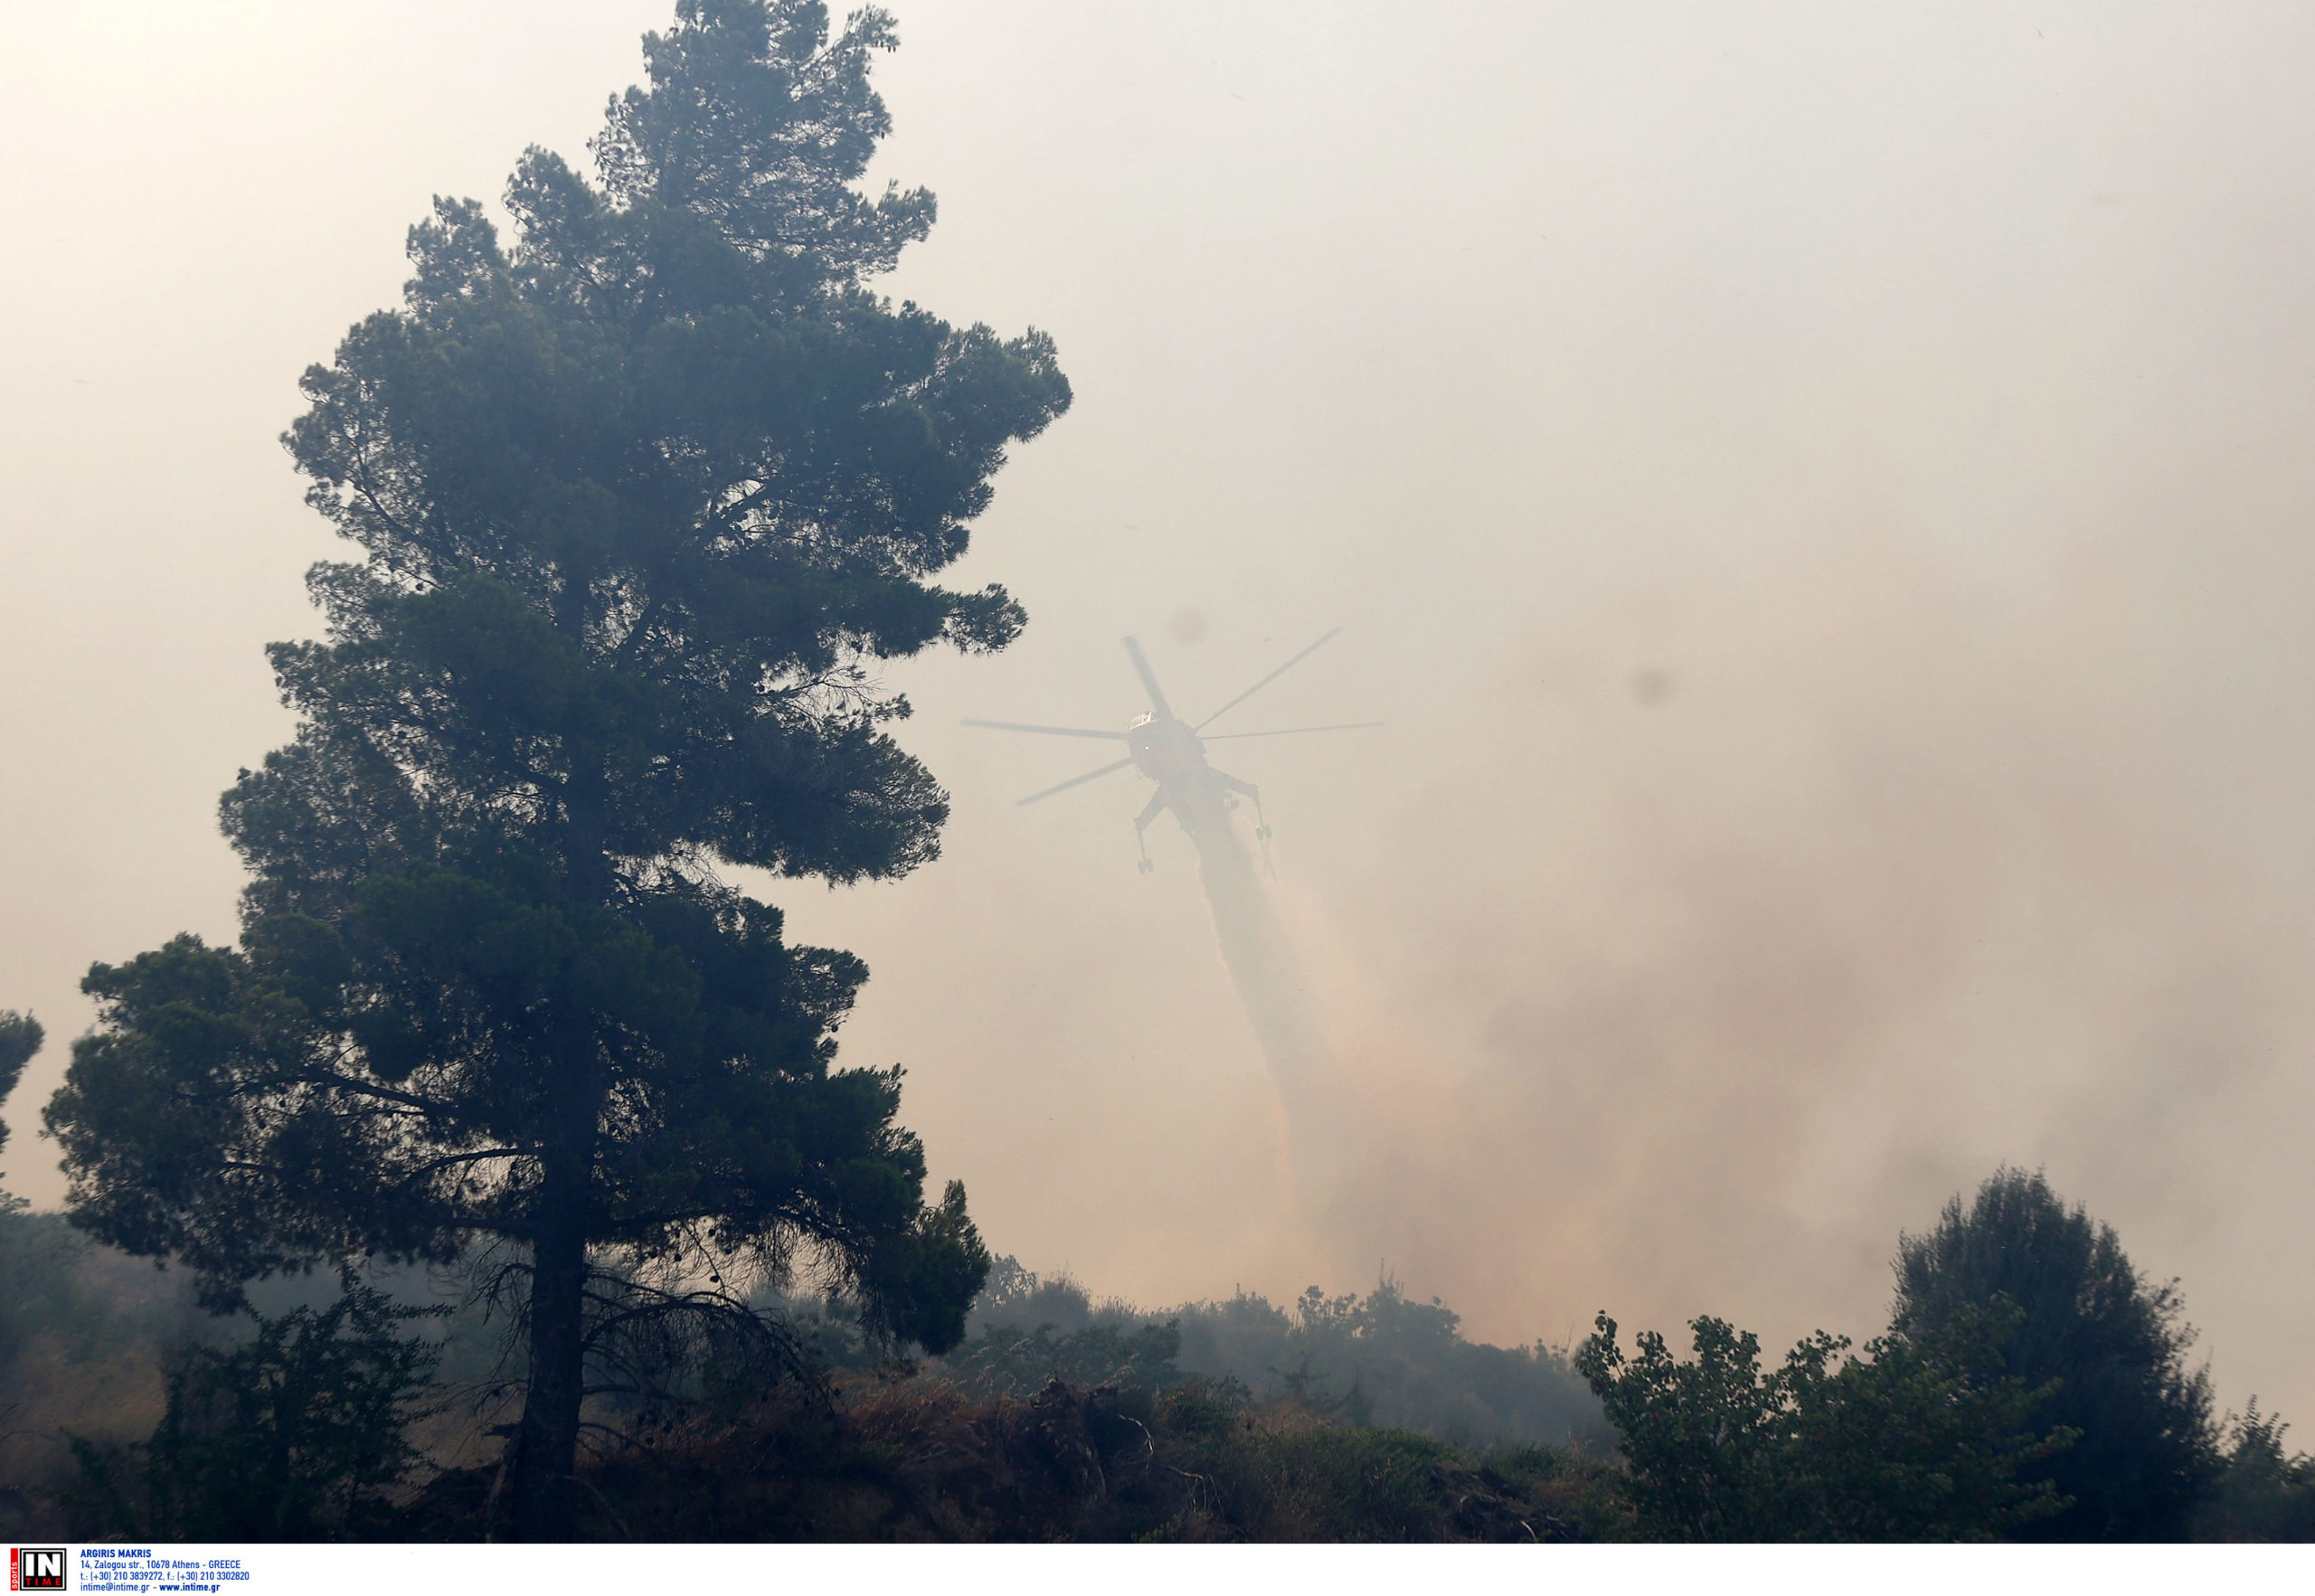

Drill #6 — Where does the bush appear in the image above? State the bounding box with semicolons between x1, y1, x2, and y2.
1575;1299;2070;1541
67;1274;443;1540
964;1260;1607;1450
2197;1402;2315;1542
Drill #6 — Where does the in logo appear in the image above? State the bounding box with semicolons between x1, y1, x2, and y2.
8;1549;65;1591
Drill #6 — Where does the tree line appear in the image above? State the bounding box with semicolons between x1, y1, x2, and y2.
1575;1167;2243;1541
6;1161;2306;1540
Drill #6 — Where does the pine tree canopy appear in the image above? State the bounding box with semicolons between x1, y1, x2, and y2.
1894;1166;2220;1540
44;0;1065;1538
0;1009;43;1166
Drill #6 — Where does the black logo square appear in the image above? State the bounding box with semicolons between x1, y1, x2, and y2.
10;1548;65;1591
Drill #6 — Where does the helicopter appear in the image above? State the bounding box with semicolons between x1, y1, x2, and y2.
964;628;1379;871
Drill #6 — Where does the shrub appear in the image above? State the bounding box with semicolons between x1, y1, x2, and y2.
68;1274;442;1540
1576;1299;2070;1540
2196;1402;2315;1542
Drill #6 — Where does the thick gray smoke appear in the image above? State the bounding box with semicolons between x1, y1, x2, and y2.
1286;507;2315;1381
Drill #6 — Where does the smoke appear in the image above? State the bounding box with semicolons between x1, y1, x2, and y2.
1287;497;2315;1383
1166;785;1346;1195
787;438;2315;1429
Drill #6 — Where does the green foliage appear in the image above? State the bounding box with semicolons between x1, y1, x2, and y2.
0;1009;42;1168
1236;1280;1597;1445
1895;1166;2221;1539
67;1275;443;1541
966;1255;1113;1338
963;1261;1606;1451
43;0;1062;1538
1486;1444;1640;1543
1182;1418;1460;1540
1575;1300;2071;1541
1139;1416;1630;1543
1575;1313;1773;1539
2195;1402;2315;1542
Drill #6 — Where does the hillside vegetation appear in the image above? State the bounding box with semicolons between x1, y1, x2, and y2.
4;1168;2310;1542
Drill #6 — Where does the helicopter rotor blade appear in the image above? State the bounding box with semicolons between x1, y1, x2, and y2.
1200;721;1384;740
1120;636;1176;721
1016;756;1136;807
1195;628;1342;732
962;719;1127;741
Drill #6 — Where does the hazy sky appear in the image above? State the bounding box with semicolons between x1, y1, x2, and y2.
7;1;2315;1422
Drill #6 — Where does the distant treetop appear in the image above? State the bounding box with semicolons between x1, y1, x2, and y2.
0;1009;42;1169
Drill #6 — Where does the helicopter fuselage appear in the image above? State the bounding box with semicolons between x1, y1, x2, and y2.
1124;712;1212;788
1122;713;1267;867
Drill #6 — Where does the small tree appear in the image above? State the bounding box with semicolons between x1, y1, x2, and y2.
1772;1305;2075;1539
47;0;1066;1540
1576;1303;2069;1541
70;1275;442;1541
1575;1315;1781;1539
1895;1167;2220;1540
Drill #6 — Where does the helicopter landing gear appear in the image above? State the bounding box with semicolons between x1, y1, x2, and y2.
1228;778;1276;871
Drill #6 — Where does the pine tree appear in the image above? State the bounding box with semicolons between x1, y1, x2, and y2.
1895;1167;2220;1539
46;0;1068;1539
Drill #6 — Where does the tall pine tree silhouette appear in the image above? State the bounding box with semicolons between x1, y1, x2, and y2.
47;0;1068;1539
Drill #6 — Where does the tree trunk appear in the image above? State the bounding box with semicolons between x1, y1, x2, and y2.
509;1127;593;1540
511;624;612;1541
509;910;605;1539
